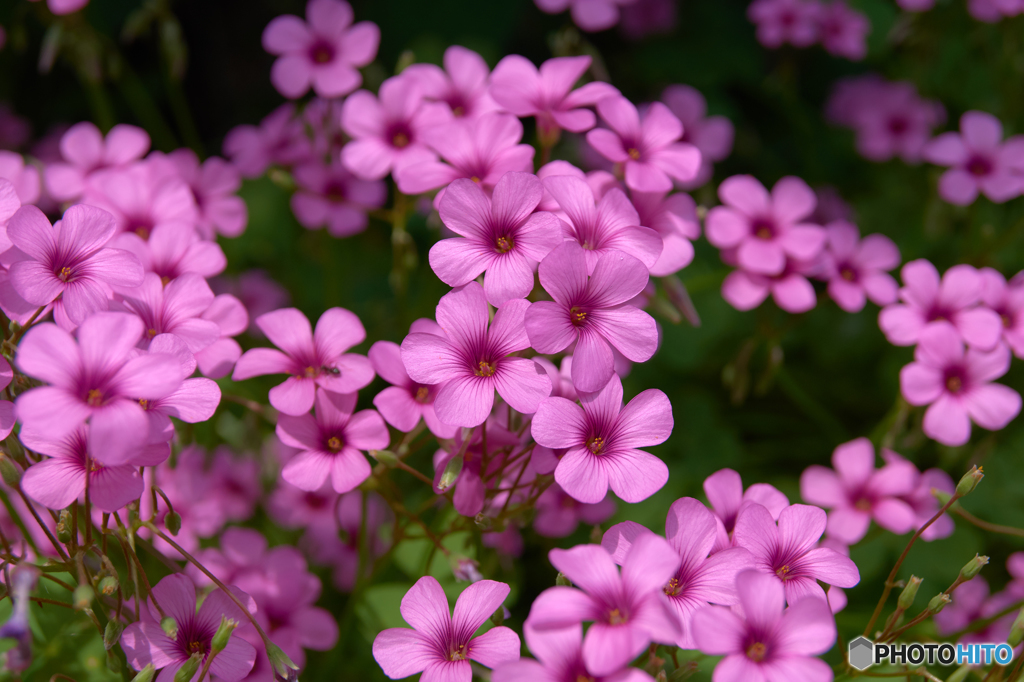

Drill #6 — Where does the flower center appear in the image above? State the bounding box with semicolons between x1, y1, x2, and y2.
840;267;856;282
146;328;158;339
586;436;605;454
1002;313;1013;328
415;386;430;403
86;389;104;407
495;236;513;253
449;644;468;661
627;147;641;160
475;360;496;377
327;436;343;452
453;106;466;117
139;398;150;411
608;608;627;625
888;117;908;135
946;376;963;393
56;266;74;283
186;639;207;656
663;578;683;596
309;42;335;64
304;366;318;378
775;564;791;580
576;676;596;682
126;217;153;240
470;175;481;183
747;642;768;662
966;155;993;177
392;132;409;149
569;306;587;327
752;218;775;240
854;497;871;512
325;182;347;202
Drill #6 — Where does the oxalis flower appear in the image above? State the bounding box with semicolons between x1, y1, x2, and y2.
401;281;552;428
429;171;562;306
526;534;683;676
232;307;374;416
532;374;672;504
691;570;837;682
703;468;790;552
526;241;657;392
372;576;521;682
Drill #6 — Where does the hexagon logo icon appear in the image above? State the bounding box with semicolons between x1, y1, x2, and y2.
849;636;874;671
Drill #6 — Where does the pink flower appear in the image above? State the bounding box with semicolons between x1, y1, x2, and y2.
601;497;756;648
15;312;183;464
120;574;256;681
493;622;654;682
372;576;520;681
526;241;657;392
370;330;457;439
706;175;825;277
402;45;502;121
5;204;144;328
396;113;535;201
533;484;616;538
980;267;1024;358
660;85;734;189
401;282;552;427
232;306;374;416
83;159;198;238
748;0;821;48
112;272;220;352
211;269;290;337
543;174;663;273
934;577;1018;644
532;373;671;504
620;0;678;40
193;292;249;379
290;159;387;237
692;570;836;682
113;223;227;283
629;190;699;276
43;122;149;202
20;425;144;512
164;149;248;239
0;358;14;440
820;221;900;312
277;389;388;493
262;0;379;99
720;257;819;314
800;438;919;544
879;260;1002;349
340;75;449;181
818;1;870;60
533;0;639;31
586;96;701;193
733;503;861;604
429;172;561;306
889;452;955;541
900;321;1022;446
898;0;934;9
223;104;312;179
489;55;619;139
923;111;1024;205
526;534;682;675
29;0;90;14
0;151;41;205
703;468;789;551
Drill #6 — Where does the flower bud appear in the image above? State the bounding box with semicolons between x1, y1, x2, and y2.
927;593;951;614
56;509;73;544
946;664;972;682
474;513;492;530
131;664;156;682
161;616;178;639
370;449;399;466
452;557;482;582
955;466;984;497
438;456;463;492
266;641;300;681
211;616;237;655
174;652;203;682
73;584;94;609
164;511;181;536
0;453;21;487
556;572;572;587
98;575;119;596
655;671;667;682
958;554;989;582
1008;606;1024;648
103;620;123;650
897;576;922;610
490;605;504;627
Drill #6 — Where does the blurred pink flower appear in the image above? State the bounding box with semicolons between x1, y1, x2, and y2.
262;0;379;99
84;158;198;239
402;46;502;121
661;85;733;189
900;321;1022;446
113;272;220;352
493;622;654;682
325;490;392;590
29;0;89;14
818;1;870;60
980;267;1024;359
534;0;638;31
923;111;1024;205
44;122;149;201
887;451;955;541
820;221;900;312
720;255;819;314
193;292;249;379
291;159;386;238
211;269;290;337
164;149;248;239
630;190;699;276
224;104;312;179
619;0;677;39
748;0;821;48
0;152;40;204
113;223;227;282
370;333;457;439
935;577;1018;644
533;484;615;537
703;468;790;552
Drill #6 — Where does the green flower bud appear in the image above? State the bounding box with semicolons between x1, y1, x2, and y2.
56;509;73;544
161;616;178;639
173;652;203;682
211;616;237;655
556;572;572;587
927;592;951;614
131;664;156;682
958;554;989;581
897;575;922;610
490;605;505;627
99;575;119;596
73;584;94;609
438;456;463;492
370;449;399;466
955;466;984;497
104;619;124;650
266;641;300;681
0;453;21;487
164;511;182;536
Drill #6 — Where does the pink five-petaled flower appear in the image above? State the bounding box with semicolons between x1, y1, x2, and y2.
899;321;1022;447
630;190;700;277
980;267;1024;358
113;272;221;353
820;221;900;312
232;307;374;416
732;503;861;605
818;1;870;61
543;174;663;274
15;312;183;465
747;0;821;48
532;373;671;504
526;534;682;676
586;96;701;193
706;175;826;277
489;55;619;140
6;204;144;328
165;149;248;239
429;171;562;306
43;122;149;202
661;85;734;190
879;259;1002;349
262;0;379;99
120;574;256;682
290;159;387;238
525;241;657;392
720;253;819;314
401;45;501;122
401;281;552;427
923;111;1024;206
369;332;457;439
372;576;520;682
800;437;919;545
601;497;756;649
276;388;389;494
492;622;655;682
533;0;638;31
703;468;790;552
691;570;837;682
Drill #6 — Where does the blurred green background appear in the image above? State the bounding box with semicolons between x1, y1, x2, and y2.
2;0;1024;679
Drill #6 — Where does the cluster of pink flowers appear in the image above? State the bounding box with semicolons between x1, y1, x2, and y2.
747;0;871;61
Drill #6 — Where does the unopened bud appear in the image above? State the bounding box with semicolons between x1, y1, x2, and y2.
897;576;922;610
955;466;984;497
174;652;203;682
452;557;482;582
0;453;21;487
474;513;492;530
370;449;399;466
1008;606;1024;647
927;593;951;614
99;575;119;596
211;616;237;654
490;605;504;627
655;671;667;682
131;663;155;682
266;641;300;680
438;456;463;492
556;572;572;587
73;584;94;609
946;664;972;682
161;616;178;639
164;511;181;536
104;620;124;650
958;554;989;581
56;509;73;543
